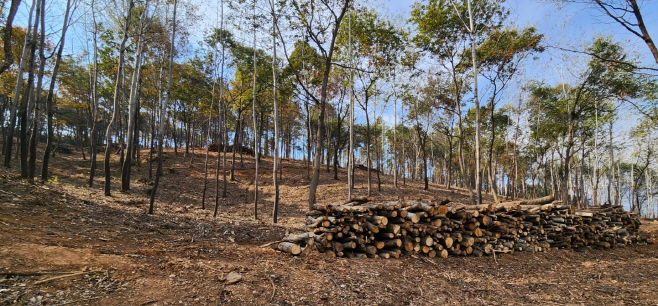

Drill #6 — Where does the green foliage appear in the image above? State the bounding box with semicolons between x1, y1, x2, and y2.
410;0;507;62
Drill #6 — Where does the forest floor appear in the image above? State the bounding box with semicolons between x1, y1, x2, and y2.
1;146;658;305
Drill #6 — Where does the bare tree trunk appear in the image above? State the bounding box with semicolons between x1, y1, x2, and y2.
214;0;226;218
251;0;259;219
271;0;280;223
121;2;149;191
88;0;100;187
230;110;241;181
149;0;176;214
487;101;500;203
4;0;36;168
150;65;163;180
365;107;371;196
201;79;215;209
305;96;311;180
451;67;474;203
104;0;133;196
608;120;614;205
376;110;382;192
213;0;228;218
307;2;350;209
19;0;42;178
467;0;482;204
446;136;453;189
27;0;46;184
347;11;354;198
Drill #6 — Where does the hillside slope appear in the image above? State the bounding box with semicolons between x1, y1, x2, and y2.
1;147;657;305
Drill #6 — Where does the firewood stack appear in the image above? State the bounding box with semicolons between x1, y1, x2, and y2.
272;195;651;258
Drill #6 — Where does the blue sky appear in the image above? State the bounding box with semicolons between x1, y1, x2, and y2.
9;0;658;140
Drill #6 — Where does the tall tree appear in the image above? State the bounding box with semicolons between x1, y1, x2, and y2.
270;0;280;223
336;7;403;196
17;0;42;178
411;0;506;203
4;0;36;168
251;0;260;219
27;0;46;183
104;0;134;196
121;0;150;191
88;0;100;187
149;0;177;214
473;26;544;202
274;0;352;209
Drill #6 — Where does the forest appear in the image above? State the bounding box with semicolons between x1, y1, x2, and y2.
2;0;658;216
1;0;658;305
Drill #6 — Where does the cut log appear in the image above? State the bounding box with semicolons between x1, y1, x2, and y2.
275;242;301;255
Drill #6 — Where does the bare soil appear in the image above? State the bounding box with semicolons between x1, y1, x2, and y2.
1;147;657;305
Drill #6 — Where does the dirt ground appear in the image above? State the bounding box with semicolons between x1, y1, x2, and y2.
1;147;658;305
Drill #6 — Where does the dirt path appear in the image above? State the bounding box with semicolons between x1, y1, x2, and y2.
1;149;657;305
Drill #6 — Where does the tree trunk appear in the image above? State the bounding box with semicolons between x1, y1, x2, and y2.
307;2;349;210
365;106;371;196
19;0;41;178
201;73;215;209
451;67;474;203
447;135;453;189
3;0;35;169
103;0;133;196
27;0;46;184
214;1;226;218
487;101;499;203
88;0;99;187
271;0;280;223
149;0;176;215
251;0;259;219
467;0;482;204
230;110;241;181
121;2;149;191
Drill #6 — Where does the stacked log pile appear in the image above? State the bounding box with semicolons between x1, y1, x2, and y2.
272;196;650;258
